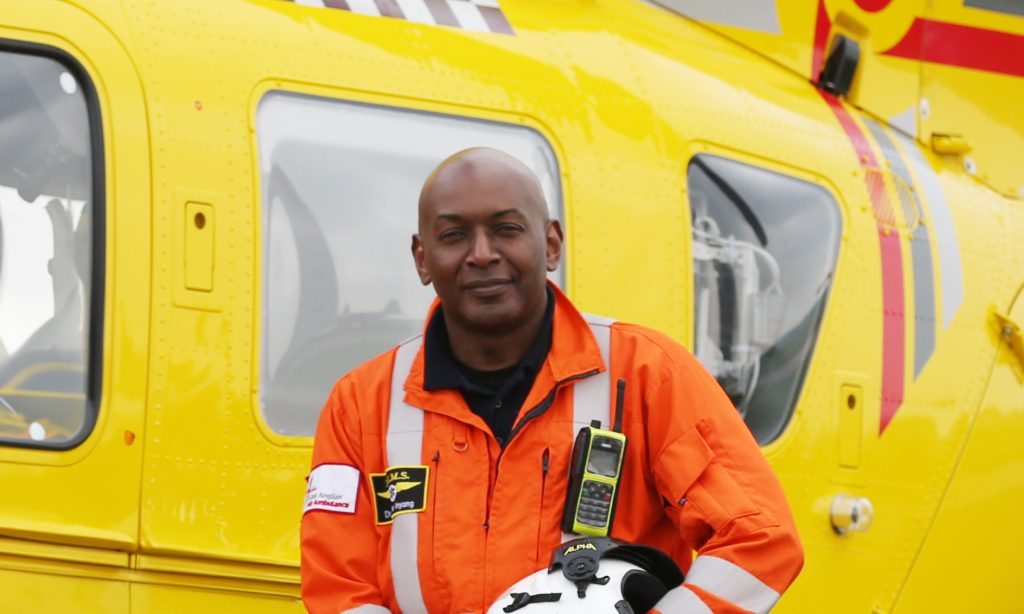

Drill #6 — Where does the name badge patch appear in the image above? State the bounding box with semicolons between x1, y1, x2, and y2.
304;464;360;515
370;465;429;525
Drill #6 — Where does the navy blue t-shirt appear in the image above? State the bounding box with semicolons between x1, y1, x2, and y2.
422;288;554;446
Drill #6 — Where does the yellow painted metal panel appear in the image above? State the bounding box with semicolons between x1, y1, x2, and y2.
920;0;1024;199
920;61;1024;199
131;583;303;614
133;553;299;586
0;566;127;612
0;536;128;569
0;536;129;569
893;286;1024;612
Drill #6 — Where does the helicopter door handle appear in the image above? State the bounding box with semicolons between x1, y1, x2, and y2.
830;494;874;535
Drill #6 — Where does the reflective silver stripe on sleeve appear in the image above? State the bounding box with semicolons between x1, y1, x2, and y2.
561;314;615;543
343;605;392;614
654;585;713;614
387;337;429;614
686;555;781;614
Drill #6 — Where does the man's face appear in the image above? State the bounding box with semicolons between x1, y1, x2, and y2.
413;158;562;335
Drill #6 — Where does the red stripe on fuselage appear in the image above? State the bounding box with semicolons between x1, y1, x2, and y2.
811;0;831;79
878;231;906;432
822;93;906;434
882;18;1024;78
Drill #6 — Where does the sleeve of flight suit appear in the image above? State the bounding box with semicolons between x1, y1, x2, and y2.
645;352;804;614
301;373;390;614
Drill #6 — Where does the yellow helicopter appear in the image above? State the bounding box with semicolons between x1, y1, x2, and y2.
0;0;1021;611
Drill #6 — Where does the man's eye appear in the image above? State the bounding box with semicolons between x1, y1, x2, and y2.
438;230;466;242
496;224;523;235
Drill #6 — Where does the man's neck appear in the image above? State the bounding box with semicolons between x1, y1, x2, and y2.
444;295;549;371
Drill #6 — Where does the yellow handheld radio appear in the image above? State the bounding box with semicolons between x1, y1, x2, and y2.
561;380;628;537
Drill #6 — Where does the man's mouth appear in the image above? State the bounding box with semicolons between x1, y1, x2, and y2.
463;279;511;296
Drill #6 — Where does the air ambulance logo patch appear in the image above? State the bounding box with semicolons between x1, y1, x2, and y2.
304;464;360;515
370;466;429;525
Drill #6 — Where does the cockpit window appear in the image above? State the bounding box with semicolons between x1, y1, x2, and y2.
256;92;562;437
0;48;99;448
689;155;841;444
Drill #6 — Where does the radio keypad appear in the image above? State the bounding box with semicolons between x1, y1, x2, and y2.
578;479;613;527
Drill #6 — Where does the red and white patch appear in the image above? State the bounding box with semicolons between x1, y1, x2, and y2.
304;464;360;514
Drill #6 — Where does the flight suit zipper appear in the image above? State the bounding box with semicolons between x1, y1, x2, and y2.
536;447;550;564
483;369;599;531
430;449;441;565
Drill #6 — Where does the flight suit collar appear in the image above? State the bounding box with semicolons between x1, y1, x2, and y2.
402;282;607;427
421;286;554;395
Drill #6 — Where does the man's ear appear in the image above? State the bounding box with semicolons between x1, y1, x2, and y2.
545;220;564;272
411;234;432;285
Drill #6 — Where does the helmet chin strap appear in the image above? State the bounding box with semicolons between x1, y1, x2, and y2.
502;592;562;613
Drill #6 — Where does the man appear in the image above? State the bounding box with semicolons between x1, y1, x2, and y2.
301;148;803;613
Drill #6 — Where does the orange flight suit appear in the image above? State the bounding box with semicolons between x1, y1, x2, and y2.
301;284;803;613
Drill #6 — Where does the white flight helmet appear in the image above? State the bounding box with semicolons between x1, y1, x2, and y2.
487;537;684;614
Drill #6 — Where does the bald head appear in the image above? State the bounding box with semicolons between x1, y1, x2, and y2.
410;147;563;352
418;147;548;234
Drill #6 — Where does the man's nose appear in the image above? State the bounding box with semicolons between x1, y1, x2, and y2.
466;229;500;267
